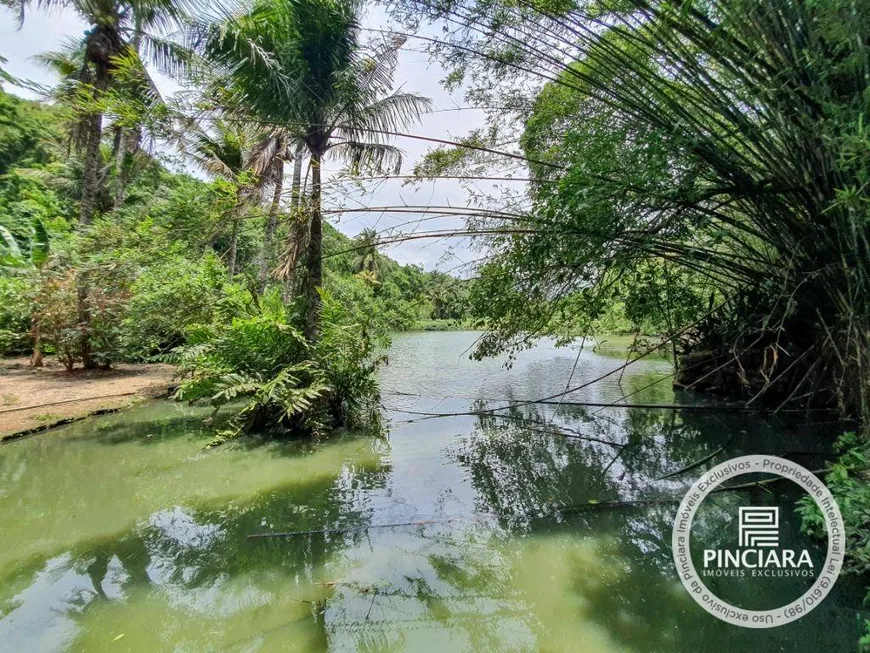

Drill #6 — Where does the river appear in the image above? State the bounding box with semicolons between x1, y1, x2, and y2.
0;331;865;651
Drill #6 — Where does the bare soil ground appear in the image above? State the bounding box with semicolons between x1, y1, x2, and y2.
0;358;176;439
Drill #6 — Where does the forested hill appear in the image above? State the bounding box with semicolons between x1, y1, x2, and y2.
0;86;472;360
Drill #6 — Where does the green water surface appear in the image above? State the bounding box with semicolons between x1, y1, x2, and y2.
0;332;864;652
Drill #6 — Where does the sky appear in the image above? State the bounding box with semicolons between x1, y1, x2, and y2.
0;3;504;272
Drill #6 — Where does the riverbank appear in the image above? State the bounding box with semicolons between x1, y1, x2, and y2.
0;358;175;440
409;318;474;331
403;327;672;356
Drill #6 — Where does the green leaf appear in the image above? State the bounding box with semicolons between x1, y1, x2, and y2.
30;218;49;267
0;226;22;262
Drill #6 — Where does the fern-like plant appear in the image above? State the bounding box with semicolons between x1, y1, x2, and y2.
171;287;383;446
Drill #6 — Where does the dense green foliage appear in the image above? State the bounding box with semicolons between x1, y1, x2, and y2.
398;0;870;418
0;85;470;354
0;67;467;438
173;287;385;446
798;432;870;647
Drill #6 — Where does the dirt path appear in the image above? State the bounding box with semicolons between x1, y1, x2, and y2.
0;358;176;440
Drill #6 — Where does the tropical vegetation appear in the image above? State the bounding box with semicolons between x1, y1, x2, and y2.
0;5;471;442
2;0;870;641
388;0;870;637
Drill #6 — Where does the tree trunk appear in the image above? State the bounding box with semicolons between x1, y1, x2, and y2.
112;125;126;210
227;214;239;281
119;33;143;211
282;146;305;303
227;185;245;281
257;159;283;293
80;73;108;226
30;317;43;368
290;144;304;211
77;272;96;369
304;149;323;342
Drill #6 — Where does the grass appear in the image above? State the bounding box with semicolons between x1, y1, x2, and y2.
34;412;63;423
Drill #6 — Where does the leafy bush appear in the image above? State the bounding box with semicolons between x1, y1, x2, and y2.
799;433;870;572
317;285;387;429
172;288;384;446
31;267;81;370
83;263;134;368
798;432;870;649
122;253;225;359
32;259;133;370
0;275;32;355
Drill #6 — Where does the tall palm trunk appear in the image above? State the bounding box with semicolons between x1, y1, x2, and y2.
77;69;109;368
290;144;304;211
257;158;283;293
227;214;239;281
282;145;305;302
113;28;143;212
227;186;244;280
304;149;323;341
112;125;126;210
80;72;108;225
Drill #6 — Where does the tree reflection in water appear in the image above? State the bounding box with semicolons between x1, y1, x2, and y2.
0;391;862;651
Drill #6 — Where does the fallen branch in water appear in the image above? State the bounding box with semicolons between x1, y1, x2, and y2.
559;497;681;513
249;466;842;539
389;408;624;447
656;442;730;480
491;419;625;447
247;517;478;539
383;393;754;412
711;469;828;493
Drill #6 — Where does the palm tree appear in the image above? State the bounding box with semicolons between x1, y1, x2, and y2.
196;0;431;339
32;38;90;149
4;0;189;224
353;228;379;275
35;37;167;210
249;130;297;293
181;119;263;279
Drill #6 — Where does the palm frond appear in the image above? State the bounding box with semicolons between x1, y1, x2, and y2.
336;90;432;145
31;37;88;79
138;32;200;80
328;140;404;175
354;34;406;95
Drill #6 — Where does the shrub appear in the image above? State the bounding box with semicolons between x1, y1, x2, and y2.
31;267;81;370
122;253;225;359
172;288;384;446
317;286;387;429
0;275;32;355
33;260;132;370
798;432;870;649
